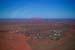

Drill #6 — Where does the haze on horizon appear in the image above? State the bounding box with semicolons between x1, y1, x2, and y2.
0;0;74;19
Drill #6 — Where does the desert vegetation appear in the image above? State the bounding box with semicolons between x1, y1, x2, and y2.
0;19;74;50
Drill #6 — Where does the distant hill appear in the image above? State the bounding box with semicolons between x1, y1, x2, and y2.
0;18;74;23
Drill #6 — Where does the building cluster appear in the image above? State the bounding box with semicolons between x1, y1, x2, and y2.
16;28;64;40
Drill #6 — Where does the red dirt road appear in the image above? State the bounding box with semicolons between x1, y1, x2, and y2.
0;32;32;50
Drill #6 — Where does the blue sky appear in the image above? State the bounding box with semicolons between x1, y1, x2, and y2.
0;0;74;19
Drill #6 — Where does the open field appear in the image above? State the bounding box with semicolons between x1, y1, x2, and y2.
0;19;74;50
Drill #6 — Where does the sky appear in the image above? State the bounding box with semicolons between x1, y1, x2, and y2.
0;0;74;19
